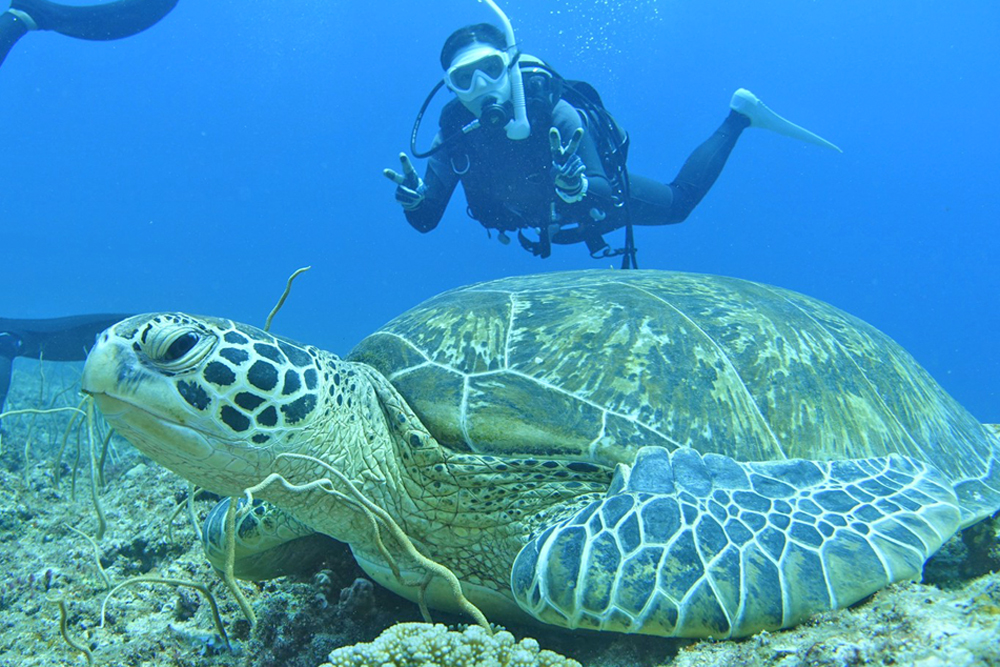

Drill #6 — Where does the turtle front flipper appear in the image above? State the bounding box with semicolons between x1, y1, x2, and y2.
202;498;343;581
511;446;962;639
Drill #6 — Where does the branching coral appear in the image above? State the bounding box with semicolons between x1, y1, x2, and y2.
322;623;581;667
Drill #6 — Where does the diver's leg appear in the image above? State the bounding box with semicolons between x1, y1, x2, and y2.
628;110;750;226
8;0;177;41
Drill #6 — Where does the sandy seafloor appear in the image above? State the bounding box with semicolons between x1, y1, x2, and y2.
0;361;997;667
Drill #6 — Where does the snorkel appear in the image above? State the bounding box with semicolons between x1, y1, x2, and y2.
409;0;530;157
479;0;530;140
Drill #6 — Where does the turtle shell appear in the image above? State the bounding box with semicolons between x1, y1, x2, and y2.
348;270;997;517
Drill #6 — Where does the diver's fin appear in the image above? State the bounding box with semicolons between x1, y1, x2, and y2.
731;88;842;153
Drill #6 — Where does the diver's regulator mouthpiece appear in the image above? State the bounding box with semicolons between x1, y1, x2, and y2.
480;96;513;130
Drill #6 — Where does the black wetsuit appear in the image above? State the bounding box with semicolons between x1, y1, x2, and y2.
1;0;178;68
0;314;129;424
406;87;750;257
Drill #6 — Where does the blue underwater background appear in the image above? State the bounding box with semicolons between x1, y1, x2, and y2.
0;0;997;422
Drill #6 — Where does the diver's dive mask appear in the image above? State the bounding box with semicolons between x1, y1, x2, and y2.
445;44;513;110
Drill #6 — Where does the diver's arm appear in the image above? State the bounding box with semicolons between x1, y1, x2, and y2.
0;332;20;423
404;148;460;234
0;314;128;424
1;0;177;70
0;353;14;424
552;101;613;202
9;0;178;41
0;313;130;361
0;6;32;66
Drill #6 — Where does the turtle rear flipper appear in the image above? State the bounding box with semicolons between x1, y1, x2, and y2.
511;446;962;639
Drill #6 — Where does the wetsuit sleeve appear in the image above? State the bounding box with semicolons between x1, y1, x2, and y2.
552;101;613;203
403;133;460;233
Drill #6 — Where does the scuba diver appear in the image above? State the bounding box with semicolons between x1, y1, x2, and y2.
0;315;129;426
385;4;840;268
0;0;178;69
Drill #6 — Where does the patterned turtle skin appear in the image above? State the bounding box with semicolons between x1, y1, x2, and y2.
81;270;1000;639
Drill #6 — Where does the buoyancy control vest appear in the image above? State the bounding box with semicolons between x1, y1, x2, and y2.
441;56;632;246
412;53;637;265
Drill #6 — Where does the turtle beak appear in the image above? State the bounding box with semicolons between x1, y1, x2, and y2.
82;328;216;460
81;328;152;412
81;321;271;497
81;329;127;404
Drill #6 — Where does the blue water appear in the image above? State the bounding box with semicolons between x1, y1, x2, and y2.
1;0;997;422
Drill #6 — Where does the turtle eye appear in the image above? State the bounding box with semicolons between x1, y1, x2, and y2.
144;323;216;371
163;332;199;362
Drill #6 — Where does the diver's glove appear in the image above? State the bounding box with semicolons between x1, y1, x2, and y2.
4;7;38;30
383;153;426;211
550;127;589;204
0;332;23;358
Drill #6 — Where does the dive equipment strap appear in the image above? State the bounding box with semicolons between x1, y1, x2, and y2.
620;220;638;269
517;227;552;259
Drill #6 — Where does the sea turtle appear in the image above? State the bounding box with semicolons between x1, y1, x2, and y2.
80;270;1000;639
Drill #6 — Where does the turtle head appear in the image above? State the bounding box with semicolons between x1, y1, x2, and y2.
82;313;328;496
